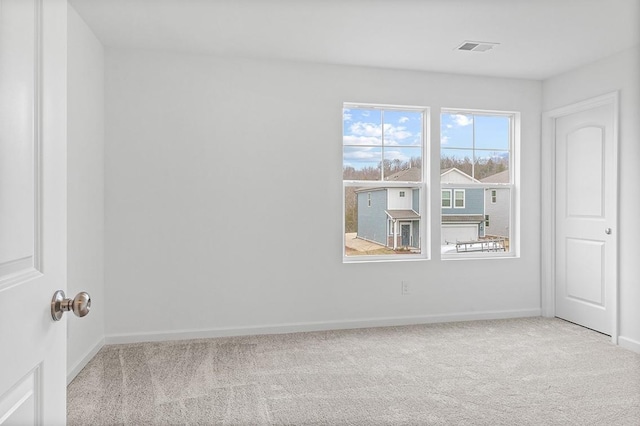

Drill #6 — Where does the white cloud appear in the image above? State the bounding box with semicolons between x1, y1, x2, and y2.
453;114;473;127
398;116;409;124
446;124;453;129
343;146;380;161
383;123;412;143
343;109;352;121
343;135;382;146
346;121;415;145
350;122;382;137
441;136;450;145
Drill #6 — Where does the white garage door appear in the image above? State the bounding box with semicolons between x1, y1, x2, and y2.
442;224;478;244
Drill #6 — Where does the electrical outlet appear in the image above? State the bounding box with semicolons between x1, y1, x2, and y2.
402;280;411;295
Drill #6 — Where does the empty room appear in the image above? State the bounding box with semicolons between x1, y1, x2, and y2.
1;0;639;424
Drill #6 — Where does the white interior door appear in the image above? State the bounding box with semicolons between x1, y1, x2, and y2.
0;0;67;423
554;97;617;336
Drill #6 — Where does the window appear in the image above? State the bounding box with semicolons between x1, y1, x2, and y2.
343;103;428;260
441;189;452;208
441;110;516;256
454;189;465;208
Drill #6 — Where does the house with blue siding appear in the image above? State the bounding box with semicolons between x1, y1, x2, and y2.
441;168;485;244
355;168;421;250
355;167;494;250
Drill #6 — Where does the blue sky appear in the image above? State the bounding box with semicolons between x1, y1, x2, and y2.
440;113;509;151
342;108;422;172
343;109;510;175
440;113;510;178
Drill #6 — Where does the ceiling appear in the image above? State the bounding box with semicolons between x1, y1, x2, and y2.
69;0;640;80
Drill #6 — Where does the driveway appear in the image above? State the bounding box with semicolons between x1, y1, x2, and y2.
344;233;386;252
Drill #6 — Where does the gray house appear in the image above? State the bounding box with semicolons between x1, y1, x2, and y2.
480;170;510;238
355;168;421;250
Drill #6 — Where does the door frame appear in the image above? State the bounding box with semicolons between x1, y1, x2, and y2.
541;91;619;344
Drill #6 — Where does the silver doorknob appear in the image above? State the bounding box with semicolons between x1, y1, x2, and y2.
605;228;612;235
51;290;91;321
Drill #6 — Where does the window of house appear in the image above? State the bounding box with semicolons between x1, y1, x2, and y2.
343;103;428;260
440;110;517;257
454;189;465;208
441;189;452;208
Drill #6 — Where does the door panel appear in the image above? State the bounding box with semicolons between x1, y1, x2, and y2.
0;0;37;279
555;101;616;335
0;367;40;424
0;0;67;423
566;127;604;217
565;238;604;306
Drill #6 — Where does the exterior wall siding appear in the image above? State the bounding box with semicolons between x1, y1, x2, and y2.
387;187;413;210
484;188;510;237
356;189;388;246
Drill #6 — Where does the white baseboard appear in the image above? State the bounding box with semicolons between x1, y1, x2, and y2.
618;336;640;354
105;308;542;345
67;337;105;385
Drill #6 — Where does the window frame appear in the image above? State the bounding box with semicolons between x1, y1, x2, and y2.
343;103;430;263
440;108;519;260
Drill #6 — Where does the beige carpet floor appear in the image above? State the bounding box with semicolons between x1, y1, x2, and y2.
67;317;640;425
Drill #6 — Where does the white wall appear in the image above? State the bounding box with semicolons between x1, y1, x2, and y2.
543;46;640;352
104;49;542;342
67;5;105;380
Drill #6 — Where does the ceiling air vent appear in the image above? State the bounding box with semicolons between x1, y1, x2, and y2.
456;41;499;52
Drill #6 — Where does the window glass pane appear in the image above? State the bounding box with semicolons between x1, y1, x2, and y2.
383;110;422;147
384;147;421;181
454;190;465;207
475;115;509;150
343;108;382;146
475;151;509;181
441;113;473;149
441;148;474;179
441;190;451;207
343;146;382;180
345;186;422;256
441;188;511;255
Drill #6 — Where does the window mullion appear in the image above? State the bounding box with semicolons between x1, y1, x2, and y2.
380;110;385;181
472;113;476;180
